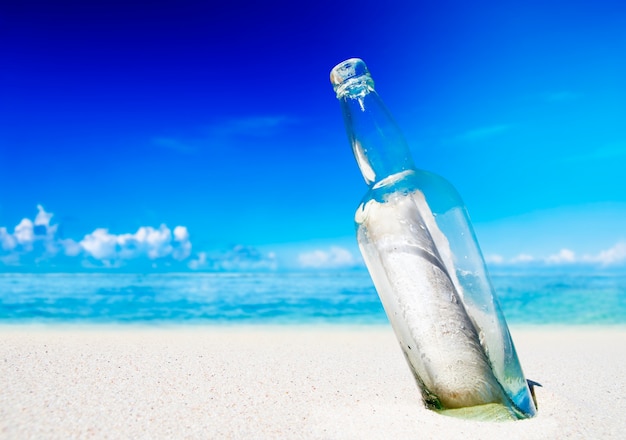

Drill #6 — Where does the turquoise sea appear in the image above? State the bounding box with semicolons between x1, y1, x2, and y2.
0;271;624;325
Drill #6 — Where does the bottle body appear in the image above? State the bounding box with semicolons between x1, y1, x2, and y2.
330;58;536;420
356;170;535;419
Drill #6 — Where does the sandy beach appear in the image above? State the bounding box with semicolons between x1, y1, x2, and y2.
1;325;624;439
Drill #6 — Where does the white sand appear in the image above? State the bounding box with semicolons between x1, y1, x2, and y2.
1;325;624;439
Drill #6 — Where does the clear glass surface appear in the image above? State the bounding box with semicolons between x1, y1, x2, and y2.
331;58;537;420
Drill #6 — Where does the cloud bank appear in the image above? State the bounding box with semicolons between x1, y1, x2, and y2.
188;245;277;271
0;205;192;269
80;224;192;267
0;206;278;272
3;206;625;272
486;242;626;267
297;247;358;269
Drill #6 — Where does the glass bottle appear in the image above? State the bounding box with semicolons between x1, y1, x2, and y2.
330;58;537;420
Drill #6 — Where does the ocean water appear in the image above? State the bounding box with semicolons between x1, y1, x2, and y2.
0;271;624;325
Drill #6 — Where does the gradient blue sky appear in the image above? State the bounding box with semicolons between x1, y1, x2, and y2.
2;0;626;271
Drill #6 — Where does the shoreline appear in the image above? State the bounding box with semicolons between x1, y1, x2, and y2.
1;325;624;439
1;321;625;329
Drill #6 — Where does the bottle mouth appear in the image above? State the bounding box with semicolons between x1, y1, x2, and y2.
330;58;374;98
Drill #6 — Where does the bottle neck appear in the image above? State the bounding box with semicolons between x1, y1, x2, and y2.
337;83;415;187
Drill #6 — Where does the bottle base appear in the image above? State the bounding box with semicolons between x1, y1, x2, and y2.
435;402;520;422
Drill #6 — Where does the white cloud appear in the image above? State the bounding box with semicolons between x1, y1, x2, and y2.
79;224;193;265
34;204;55;230
546;249;576;264
582;242;626;266
511;253;535;264
13;218;35;246
172;226;192;260
80;229;118;260
485;254;504;264
187;245;277;271
0;227;17;251
188;251;208;270
0;252;20;266
298;246;357;269
485;242;626;267
10;205;59;248
173;225;188;241
60;238;82;257
130;225;173;259
2;205;60;257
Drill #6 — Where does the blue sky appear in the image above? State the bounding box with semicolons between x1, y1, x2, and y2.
1;0;626;272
